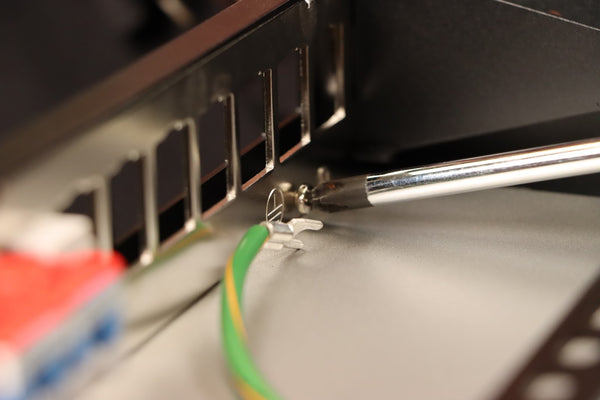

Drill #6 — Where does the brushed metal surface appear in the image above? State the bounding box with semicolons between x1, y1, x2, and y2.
80;188;600;399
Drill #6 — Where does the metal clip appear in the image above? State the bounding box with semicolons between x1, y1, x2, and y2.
261;218;323;250
263;187;323;250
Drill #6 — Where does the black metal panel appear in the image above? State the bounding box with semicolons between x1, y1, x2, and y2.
500;0;600;29
349;0;600;159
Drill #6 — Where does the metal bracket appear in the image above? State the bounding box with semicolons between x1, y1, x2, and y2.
263;187;323;250
261;218;323;250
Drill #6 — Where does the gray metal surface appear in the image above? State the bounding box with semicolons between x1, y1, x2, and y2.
348;0;600;159
80;188;600;400
496;272;600;400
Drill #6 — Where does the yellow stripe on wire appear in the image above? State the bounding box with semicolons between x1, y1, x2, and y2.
225;255;247;338
236;377;269;400
222;225;281;400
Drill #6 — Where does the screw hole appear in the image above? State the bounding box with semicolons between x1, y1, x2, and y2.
589;308;600;331
524;372;576;400
557;336;600;369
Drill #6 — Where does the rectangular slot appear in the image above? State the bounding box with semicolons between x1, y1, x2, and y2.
277;48;309;162
277;51;301;124
63;191;96;233
158;198;186;243
110;158;145;265
315;24;346;130
197;101;229;216
278;114;302;160
115;231;143;266
241;142;267;188
238;74;269;189
156;126;190;243
201;168;227;214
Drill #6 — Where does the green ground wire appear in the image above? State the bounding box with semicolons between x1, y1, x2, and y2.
221;224;282;400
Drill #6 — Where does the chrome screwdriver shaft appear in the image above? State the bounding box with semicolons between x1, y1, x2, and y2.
306;138;600;212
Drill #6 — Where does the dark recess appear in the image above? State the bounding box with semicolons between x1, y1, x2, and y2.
159;198;187;242
201;169;228;213
237;75;267;186
197;101;228;214
241;143;266;184
278;115;302;159
156;127;189;242
63;192;95;233
277;50;302;161
110;159;146;265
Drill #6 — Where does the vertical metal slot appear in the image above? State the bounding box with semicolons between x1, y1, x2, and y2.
238;72;272;190
156;125;190;244
110;157;146;265
224;94;240;200
315;24;346;130
197;100;229;217
277;47;310;162
94;178;113;251
62;179;112;251
186;119;201;226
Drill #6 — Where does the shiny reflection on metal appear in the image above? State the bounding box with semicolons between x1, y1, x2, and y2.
142;152;159;264
157;0;196;28
266;188;284;223
262;217;323;250
317;166;331;184
296;184;312;214
330;23;345;113
366;139;600;206
299;46;311;147
224;94;240;202
278;46;312;164
184;118;202;225
93;177;113;251
262;70;276;172
317;24;347;132
240;70;275;191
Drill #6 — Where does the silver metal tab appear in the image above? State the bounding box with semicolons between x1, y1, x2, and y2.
262;217;323;250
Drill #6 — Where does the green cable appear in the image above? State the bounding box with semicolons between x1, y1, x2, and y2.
221;224;282;400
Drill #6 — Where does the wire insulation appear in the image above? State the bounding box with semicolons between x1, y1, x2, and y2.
221;224;281;400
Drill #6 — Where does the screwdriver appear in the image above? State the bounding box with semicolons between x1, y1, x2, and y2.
293;138;600;213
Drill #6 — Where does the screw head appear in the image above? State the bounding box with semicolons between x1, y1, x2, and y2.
296;184;312;214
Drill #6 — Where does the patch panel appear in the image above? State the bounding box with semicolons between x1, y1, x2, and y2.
0;0;348;269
